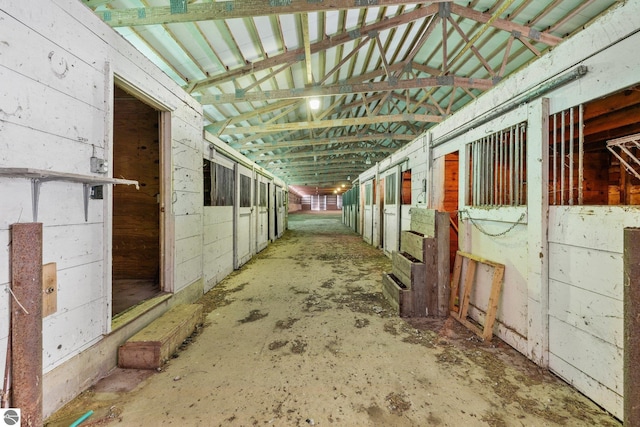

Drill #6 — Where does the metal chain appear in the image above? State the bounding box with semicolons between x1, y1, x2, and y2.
458;209;526;237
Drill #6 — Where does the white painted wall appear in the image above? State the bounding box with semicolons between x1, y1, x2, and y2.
547;206;640;419
0;0;280;418
203;206;234;292
352;1;640;419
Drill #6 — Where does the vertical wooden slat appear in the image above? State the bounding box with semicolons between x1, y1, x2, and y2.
482;265;505;340
449;252;463;312
459;259;477;320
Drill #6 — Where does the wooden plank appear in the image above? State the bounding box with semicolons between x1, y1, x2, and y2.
42;263;57;318
422;237;437;317
98;1;447;26
409;208;436;237
459;259;477;320
449;252;463;313
382;273;413;317
118;304;203;369
435;211;450;317
482;265;504;340
449;251;505;341
400;230;425;262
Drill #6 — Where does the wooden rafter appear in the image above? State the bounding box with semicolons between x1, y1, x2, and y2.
187;6;438;92
219;113;442;135
202;75;492;104
232;132;413;150
251;146;390;161
449;3;562;46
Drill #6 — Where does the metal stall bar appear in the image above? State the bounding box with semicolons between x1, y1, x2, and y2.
560;111;566;205
553;113;557;205
519;123;525;204
569;107;574;205
578;104;584;205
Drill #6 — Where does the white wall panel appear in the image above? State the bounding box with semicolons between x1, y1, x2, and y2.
549;278;622;347
548;243;622;300
43;299;104;371
549;317;623;418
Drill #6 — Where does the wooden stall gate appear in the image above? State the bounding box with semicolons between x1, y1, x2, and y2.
381;208;450;317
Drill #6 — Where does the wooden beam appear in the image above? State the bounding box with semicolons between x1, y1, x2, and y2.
233;132;414;149
302;13;314;85
219;113;442;135
280;163;369;174
188;6;438;92
201;76;492;104
98;1;449;27
449;3;562;46
252;146;390;161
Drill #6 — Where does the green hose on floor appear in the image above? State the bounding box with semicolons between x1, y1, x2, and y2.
69;410;93;427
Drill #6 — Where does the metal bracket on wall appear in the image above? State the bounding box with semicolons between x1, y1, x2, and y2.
0;168;138;222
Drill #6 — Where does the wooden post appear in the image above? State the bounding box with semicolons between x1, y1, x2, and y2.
10;223;43;426
624;227;640;426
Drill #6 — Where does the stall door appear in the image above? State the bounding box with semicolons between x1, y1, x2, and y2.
363;180;374;244
275;185;285;238
383;167;400;256
256;176;269;252
235;164;253;268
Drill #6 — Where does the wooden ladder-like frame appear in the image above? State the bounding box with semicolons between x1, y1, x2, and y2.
449;250;505;341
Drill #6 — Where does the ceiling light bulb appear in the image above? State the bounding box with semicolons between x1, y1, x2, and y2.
309;98;321;110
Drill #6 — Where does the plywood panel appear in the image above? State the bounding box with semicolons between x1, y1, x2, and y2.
113;89;160;281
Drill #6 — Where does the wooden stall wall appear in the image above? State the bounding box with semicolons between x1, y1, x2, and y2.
547;207;640;418
0;0;204;417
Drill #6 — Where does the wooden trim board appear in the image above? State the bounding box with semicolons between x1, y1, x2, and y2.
449;250;505;341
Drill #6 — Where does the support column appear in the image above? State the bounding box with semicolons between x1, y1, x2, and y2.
526;98;550;366
10;223;43;427
624;227;640;426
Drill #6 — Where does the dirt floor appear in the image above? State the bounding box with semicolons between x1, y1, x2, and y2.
46;211;621;426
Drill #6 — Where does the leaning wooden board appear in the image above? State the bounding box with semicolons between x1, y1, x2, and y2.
449;251;505;341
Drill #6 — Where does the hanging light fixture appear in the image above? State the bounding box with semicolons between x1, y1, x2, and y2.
309;98;321;110
365;156;372;165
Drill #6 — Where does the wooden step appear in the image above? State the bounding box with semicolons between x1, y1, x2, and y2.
381;273;413;317
118;304;203;369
